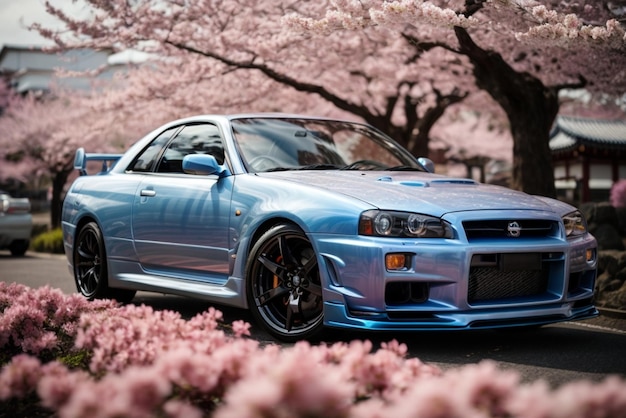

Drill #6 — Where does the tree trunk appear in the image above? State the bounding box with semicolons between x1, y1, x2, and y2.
454;27;558;198
366;90;466;159
50;170;70;229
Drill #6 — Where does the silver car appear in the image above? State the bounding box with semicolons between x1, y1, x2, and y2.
0;190;32;256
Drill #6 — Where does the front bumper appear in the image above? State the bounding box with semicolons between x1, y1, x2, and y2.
323;301;598;331
313;220;598;331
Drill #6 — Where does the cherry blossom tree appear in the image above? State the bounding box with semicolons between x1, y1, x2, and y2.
0;78;14;115
286;0;626;196
0;87;181;228
0;94;96;227
28;0;626;198
30;0;472;160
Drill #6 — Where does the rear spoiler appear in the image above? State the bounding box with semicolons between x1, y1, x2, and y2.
74;148;123;176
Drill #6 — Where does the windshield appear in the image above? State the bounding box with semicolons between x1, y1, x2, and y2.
231;117;424;173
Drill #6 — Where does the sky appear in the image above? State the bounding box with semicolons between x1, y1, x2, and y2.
0;0;59;47
0;0;145;63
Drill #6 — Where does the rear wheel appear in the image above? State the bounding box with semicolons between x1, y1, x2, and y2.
74;221;136;303
8;239;29;256
246;223;324;342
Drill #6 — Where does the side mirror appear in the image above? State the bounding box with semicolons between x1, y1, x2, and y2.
182;154;230;177
417;157;435;173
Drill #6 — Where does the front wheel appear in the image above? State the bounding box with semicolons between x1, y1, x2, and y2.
74;221;136;303
246;223;324;342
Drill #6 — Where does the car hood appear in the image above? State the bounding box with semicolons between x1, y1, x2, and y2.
262;171;554;217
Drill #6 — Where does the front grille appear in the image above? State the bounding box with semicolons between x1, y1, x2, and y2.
469;268;548;302
468;253;550;303
463;219;558;240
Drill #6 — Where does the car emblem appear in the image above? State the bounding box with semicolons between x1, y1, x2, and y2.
507;221;521;237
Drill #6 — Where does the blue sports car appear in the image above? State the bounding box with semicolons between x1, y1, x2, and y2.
62;114;598;341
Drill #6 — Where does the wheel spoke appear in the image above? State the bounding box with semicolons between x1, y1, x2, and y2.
84;233;94;253
305;282;323;297
278;235;297;266
257;254;287;278
301;255;316;276
77;246;94;261
85;268;97;292
257;285;289;306
297;253;322;297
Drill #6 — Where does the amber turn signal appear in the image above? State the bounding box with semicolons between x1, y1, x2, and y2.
386;253;408;271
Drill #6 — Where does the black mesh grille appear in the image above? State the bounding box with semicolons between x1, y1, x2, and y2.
468;268;548;302
463;219;557;240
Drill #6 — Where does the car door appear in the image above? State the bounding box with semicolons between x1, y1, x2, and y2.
130;123;233;283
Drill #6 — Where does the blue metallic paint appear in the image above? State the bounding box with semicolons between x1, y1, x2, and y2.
62;114;598;338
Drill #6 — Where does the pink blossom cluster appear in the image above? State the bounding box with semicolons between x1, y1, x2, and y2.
74;303;237;373
514;5;626;48
610;179;626;208
284;0;478;34
370;0;479;29
2;284;626;417
0;282;116;356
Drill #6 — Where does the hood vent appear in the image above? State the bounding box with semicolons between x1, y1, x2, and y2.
430;179;477;185
376;176;477;188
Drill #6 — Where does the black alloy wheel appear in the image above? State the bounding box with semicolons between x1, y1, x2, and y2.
246;223;324;342
74;221;135;303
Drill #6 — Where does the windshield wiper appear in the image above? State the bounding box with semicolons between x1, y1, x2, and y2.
385;165;424;171
340;160;387;170
297;164;341;170
263;164;340;172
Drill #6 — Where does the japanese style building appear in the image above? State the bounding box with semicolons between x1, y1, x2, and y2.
550;116;626;203
0;44;121;96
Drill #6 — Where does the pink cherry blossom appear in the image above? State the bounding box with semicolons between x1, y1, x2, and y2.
0;354;41;399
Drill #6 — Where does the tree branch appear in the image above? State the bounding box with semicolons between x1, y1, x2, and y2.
401;33;459;55
165;40;370;120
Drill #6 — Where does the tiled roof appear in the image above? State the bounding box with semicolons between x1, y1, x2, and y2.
550;116;626;152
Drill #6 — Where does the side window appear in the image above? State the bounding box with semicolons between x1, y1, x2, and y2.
156;124;225;173
128;127;179;172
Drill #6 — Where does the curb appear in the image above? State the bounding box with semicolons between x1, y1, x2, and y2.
597;307;626;319
26;251;66;260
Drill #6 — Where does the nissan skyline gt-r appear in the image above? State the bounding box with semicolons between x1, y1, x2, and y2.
62;114;598;342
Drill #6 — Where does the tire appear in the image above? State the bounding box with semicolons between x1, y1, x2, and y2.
246;223;324;342
9;239;29;256
74;221;136;303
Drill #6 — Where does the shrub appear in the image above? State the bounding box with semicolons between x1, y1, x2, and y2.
2;283;626;418
30;223;49;238
30;228;64;254
610;179;626;208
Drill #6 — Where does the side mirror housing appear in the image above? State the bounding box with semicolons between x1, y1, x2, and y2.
417;157;435;173
182;154;230;177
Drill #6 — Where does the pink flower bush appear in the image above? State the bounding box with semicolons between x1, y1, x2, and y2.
0;282;116;356
74;303;244;374
610;179;626;208
2;283;626;417
0;354;42;399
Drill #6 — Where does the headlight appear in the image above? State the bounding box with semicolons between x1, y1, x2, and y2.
359;210;453;238
563;210;587;238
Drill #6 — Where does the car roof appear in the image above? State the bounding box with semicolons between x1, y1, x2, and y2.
165;113;362;125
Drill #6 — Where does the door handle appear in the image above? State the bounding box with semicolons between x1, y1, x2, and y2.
140;189;156;197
